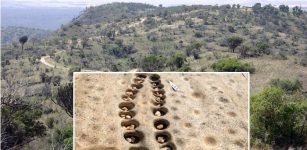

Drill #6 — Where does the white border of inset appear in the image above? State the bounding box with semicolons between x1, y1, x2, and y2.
72;72;250;150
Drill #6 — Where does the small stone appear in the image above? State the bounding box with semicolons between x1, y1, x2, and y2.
155;111;161;116
126;137;136;143
157;136;165;143
122;107;128;111
126;115;131;119
120;115;126;118
157;124;164;129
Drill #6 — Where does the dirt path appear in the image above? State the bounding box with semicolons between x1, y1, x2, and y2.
39;49;69;70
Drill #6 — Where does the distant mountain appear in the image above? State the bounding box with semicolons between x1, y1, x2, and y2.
1;26;51;44
1;7;84;30
72;3;156;25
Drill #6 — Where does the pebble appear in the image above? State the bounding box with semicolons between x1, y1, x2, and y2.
155;111;161;116
157;124;164;129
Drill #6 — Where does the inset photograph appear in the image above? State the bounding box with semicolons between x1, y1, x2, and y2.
74;73;249;150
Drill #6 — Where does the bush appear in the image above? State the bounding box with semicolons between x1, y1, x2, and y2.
211;58;255;73
176;64;191;72
140;55;166;72
46;117;55;128
226;36;243;53
251;87;307;146
168;52;186;70
270;78;302;93
194;32;203;38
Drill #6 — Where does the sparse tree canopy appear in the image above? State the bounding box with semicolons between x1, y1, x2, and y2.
292;6;303;17
279;5;289;13
19;36;28;51
226;36;243;53
252;3;262;14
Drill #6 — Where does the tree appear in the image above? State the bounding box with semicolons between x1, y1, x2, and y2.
186;42;202;58
140;55;166;72
31;37;38;48
19;36;28;52
279;5;289;13
185;18;194;28
226;36;243;53
1;82;46;149
53;83;73;117
292;6;303;17
252;3;262;14
251;87;307;145
255;41;270;54
168;52;186;70
81;36;89;49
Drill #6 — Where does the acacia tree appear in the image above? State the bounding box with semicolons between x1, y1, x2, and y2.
279;5;289;13
1;79;46;149
226;36;243;53
52;83;73;117
19;36;28;52
292;6;303;17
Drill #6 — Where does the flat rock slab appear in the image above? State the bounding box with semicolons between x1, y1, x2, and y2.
74;73;249;150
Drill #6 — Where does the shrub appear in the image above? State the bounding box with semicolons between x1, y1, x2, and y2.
168;52;186;70
226;36;243;53
300;53;307;67
140;55;166;72
147;32;158;42
68;66;81;79
251;87;307;146
194;32;203;38
211;58;255;73
46;117;55;128
255;41;270;55
176;64;191;72
54;83;73;117
270;78;302;93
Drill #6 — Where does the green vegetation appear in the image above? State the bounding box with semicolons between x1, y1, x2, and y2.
1;2;307;149
211;58;255;73
251;80;307;147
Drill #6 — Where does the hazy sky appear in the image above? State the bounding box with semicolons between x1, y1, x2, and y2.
2;0;307;7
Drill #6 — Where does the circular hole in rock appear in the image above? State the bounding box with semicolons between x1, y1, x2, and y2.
151;98;166;106
135;73;147;79
121;119;139;130
126;88;138;95
154;119;170;130
119;111;136;119
153;89;165;96
152;107;168;116
150;74;160;81
150;80;161;85
124;131;144;144
121;95;134;101
153;84;164;89
119;102;135;111
155;131;171;144
160;142;176;150
131;83;143;90
133;78;145;84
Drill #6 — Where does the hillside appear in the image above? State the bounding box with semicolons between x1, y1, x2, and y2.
1;2;306;150
48;3;307;92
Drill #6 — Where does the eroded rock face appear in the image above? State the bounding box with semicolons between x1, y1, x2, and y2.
75;73;248;150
